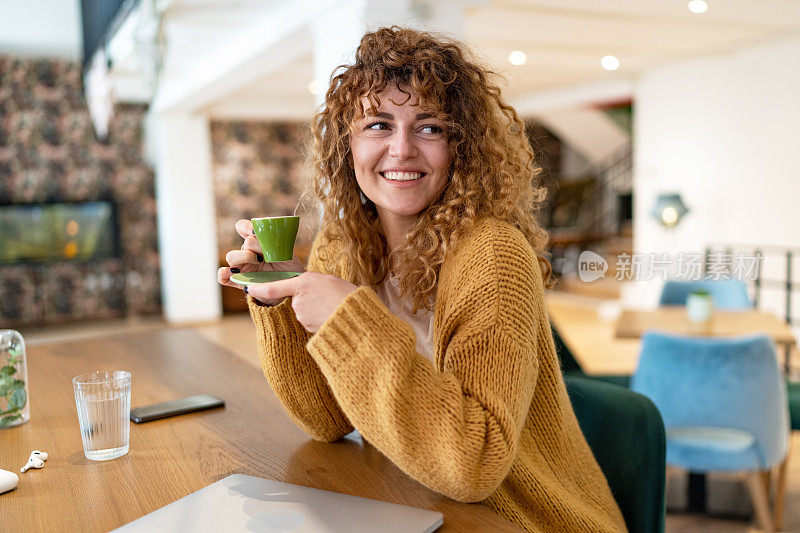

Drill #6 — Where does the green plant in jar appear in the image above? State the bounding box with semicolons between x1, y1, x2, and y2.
0;331;28;428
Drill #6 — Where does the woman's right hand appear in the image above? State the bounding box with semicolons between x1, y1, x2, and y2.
217;219;306;305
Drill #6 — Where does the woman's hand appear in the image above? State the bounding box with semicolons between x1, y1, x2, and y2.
217;218;306;306
246;272;359;333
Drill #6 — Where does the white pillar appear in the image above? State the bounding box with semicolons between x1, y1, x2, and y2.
149;111;222;323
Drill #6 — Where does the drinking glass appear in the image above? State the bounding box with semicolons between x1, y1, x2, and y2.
73;370;131;461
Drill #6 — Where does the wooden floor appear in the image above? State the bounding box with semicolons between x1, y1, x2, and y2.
21;292;800;532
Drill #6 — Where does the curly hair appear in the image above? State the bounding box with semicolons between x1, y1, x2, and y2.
304;26;551;312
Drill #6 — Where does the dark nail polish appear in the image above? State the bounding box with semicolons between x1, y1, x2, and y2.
255;253;264;262
229;267;241;273
251;230;256;236
243;286;249;295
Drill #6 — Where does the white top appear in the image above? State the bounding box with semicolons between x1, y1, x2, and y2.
374;275;435;361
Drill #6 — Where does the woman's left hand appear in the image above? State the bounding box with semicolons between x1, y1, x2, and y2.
247;272;359;333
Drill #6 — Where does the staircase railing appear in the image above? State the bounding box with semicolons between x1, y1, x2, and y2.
704;243;799;374
546;143;632;278
704;243;799;327
584;143;633;238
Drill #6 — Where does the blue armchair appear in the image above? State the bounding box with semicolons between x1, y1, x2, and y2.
658;279;751;309
658;281;800;430
631;332;790;531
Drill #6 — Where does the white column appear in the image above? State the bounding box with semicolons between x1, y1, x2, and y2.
148;111;222;323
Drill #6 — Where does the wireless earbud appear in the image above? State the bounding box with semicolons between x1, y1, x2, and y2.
20;450;48;473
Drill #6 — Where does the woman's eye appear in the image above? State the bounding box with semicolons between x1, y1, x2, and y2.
366;121;389;131
420;125;443;134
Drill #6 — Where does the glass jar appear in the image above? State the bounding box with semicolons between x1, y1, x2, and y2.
687;291;714;323
0;330;29;428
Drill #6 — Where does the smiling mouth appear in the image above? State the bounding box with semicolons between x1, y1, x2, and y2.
380;171;426;182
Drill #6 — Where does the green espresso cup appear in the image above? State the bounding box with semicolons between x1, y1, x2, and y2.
251;216;300;262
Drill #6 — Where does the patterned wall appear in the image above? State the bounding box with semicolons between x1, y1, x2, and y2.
0;56;160;328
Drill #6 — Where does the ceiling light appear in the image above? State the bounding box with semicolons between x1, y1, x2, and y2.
308;79;325;95
688;0;708;14
601;55;620;71
508;50;527;66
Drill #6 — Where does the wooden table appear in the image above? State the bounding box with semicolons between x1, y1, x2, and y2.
616;306;797;374
616;307;796;347
0;329;520;532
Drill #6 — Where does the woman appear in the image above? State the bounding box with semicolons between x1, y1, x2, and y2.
218;27;626;533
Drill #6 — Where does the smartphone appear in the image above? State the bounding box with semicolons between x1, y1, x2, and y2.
130;394;225;423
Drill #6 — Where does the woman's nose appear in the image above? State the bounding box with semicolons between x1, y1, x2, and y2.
388;130;418;159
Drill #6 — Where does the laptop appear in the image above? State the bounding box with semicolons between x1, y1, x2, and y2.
112;474;443;532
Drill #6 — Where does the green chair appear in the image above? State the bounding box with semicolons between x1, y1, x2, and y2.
788;380;800;431
564;375;666;533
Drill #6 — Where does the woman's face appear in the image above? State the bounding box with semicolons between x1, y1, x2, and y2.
350;84;452;225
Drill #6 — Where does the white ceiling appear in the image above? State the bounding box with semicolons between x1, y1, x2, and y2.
12;0;794;119
471;0;800;98
0;0;82;59
195;0;800;119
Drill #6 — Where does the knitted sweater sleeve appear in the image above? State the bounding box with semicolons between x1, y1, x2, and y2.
305;224;541;502
247;233;354;442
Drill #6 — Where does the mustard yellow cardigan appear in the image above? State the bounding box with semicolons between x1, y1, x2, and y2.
248;217;626;532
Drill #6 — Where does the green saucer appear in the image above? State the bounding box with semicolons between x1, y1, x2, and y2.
230;271;303;285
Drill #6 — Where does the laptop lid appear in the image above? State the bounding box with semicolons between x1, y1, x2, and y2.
112;474;443;533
